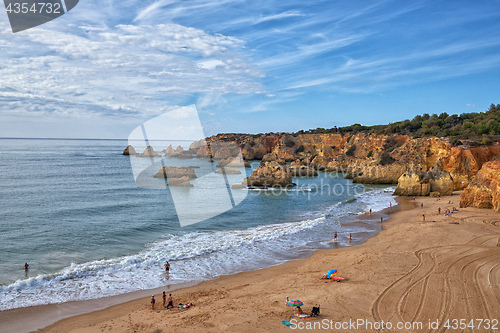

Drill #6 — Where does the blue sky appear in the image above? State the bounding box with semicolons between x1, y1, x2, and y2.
1;0;500;138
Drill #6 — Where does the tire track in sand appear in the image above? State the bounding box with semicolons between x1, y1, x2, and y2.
371;235;500;333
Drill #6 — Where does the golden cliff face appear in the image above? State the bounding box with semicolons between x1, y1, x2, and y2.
460;160;500;211
193;133;500;190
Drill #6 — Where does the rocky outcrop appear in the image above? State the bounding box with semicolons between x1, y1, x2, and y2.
173;151;194;159
164;144;175;156
123;145;136;155
348;164;408;184
244;161;295;189
215;167;242;175
460;160;500;211
310;156;331;171
154;166;197;179
189;139;206;153
216;157;251;168
162;145;194;158
261;152;281;163
137;146;161;157
168;176;194;187
394;166;454;196
127;131;500;189
440;145;500;189
289;160;318;177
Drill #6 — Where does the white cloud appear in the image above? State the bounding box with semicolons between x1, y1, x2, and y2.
0;21;264;121
198;59;225;70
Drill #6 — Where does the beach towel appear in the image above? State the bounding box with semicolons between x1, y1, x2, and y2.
298;315;314;320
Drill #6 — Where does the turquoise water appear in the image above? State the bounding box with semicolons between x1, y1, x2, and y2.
0;138;395;310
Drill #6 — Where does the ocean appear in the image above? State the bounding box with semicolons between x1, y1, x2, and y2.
0;138;396;310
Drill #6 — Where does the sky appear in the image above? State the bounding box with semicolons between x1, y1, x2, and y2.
1;0;500;139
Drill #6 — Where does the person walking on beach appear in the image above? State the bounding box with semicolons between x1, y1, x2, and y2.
167;294;173;309
165;262;170;272
151;295;156;310
348;233;352;241
369;208;372;215
380;217;383;223
162;291;166;308
438;207;441;215
421;202;423;208
422;214;425;221
333;231;337;241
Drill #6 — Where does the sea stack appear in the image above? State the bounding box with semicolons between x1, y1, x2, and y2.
123;145;136;155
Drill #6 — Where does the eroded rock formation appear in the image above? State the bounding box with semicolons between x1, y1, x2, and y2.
244;161;294;189
154;166;197;179
215;167;242;175
137;146;161;157
168;176;194;187
460;160;500;211
123;145;136;155
394;166;454;196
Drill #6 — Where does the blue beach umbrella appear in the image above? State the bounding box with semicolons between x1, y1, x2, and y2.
327;269;338;278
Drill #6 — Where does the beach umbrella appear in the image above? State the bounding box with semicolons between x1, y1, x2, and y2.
287;299;304;307
327;269;338;278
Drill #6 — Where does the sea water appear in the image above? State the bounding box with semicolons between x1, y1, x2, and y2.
0;138;396;310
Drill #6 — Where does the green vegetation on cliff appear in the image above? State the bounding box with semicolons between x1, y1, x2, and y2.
299;103;500;143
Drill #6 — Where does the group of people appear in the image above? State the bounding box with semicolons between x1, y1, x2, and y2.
333;232;352;241
151;292;173;310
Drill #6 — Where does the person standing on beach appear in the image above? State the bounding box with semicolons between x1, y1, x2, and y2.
422;214;425;221
151;295;156;310
333;232;337;241
24;263;29;270
369;209;372;215
349;233;352;241
380;217;383;223
162;291;166;308
165;262;170;272
438;207;441;215
421;203;423;208
167;294;173;309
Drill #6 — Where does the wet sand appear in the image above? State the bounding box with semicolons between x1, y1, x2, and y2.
3;192;500;332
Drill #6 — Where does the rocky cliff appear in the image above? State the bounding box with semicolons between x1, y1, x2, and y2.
125;132;500;193
197;133;500;190
460;160;500;211
394;166;454;196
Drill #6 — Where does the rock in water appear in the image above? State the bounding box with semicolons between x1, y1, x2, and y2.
154;166;197;179
216;157;251;168
245;161;295;189
164;144;175;156
215;167;242;175
137;146;161;157
460;160;500;211
123;145;136;155
168;176;194;187
394;166;454;196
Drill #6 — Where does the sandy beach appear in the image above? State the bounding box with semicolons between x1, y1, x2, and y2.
3;192;500;333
